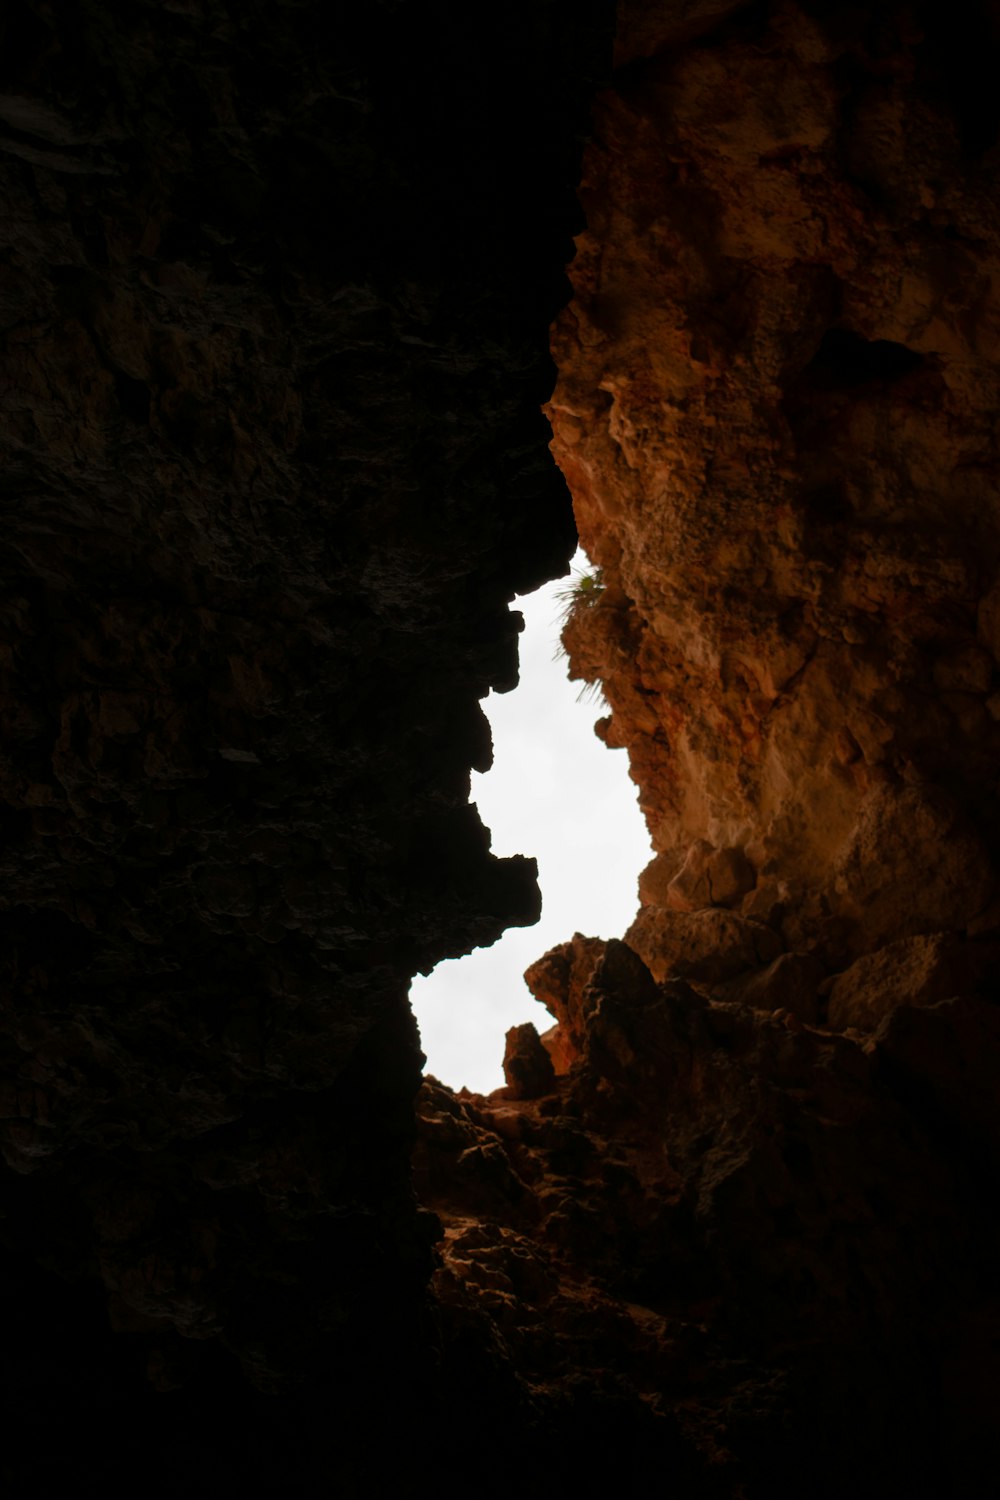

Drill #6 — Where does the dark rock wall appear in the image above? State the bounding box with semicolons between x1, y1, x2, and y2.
0;1;615;1489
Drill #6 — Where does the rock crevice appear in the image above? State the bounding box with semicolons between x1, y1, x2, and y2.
4;1;1000;1494
425;2;1000;1491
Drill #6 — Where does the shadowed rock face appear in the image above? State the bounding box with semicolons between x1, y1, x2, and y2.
0;0;615;1488
4;0;1000;1494
423;936;1000;1495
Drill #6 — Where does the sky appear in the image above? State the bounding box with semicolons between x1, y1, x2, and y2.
408;549;653;1094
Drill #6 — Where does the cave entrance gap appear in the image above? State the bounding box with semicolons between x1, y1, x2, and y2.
409;549;652;1093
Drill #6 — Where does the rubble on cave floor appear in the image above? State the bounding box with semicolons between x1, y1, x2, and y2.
417;933;1000;1494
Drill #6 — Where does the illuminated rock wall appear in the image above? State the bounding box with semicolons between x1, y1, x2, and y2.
418;5;1000;1495
551;0;1000;985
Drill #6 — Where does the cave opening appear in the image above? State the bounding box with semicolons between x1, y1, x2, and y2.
409;548;652;1094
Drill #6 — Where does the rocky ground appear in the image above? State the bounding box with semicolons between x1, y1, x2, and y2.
419;928;1000;1495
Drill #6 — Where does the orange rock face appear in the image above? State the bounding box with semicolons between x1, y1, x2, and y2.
418;6;1000;1494
502;1021;556;1099
547;0;1000;981
523;930;607;1070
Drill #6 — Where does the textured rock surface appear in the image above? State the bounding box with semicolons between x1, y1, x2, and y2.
550;0;1000;975
824;930;992;1031
6;1;1000;1495
524;928;608;1070
421;3;1000;1496
417;937;1000;1495
502;1021;557;1099
0;0;614;1489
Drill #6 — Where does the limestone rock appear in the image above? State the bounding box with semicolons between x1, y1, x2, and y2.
832;785;995;949
637;849;686;906
503;2;1000;1487
643;839;756;911
826;933;989;1032
721;950;825;1024
589;936;660;1007
524;931;607;1071
503;1023;556;1101
0;0;616;1486
626;905;783;985
548;0;1000;969
7;0;1000;1494
419;948;996;1495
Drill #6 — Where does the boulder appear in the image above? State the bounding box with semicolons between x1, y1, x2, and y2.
722;951;825;1023
626;905;783;985
503;1023;557;1100
826;933;987;1032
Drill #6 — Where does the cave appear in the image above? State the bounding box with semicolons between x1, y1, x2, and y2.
2;2;999;1496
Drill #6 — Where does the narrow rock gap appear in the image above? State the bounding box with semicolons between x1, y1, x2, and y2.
409;547;652;1094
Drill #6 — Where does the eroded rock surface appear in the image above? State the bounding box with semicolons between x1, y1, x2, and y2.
549;0;1000;976
421;3;1000;1495
0;0;613;1489
420;936;1000;1495
5;0;1000;1495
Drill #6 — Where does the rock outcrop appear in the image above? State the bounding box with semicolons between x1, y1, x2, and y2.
420;2;1000;1495
418;938;1000;1494
0;1;613;1490
5;0;1000;1496
550;0;1000;978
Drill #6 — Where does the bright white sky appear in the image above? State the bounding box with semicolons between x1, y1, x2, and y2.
409;549;653;1093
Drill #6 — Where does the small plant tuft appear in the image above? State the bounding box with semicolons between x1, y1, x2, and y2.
573;677;609;707
552;565;608;704
554;567;605;623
